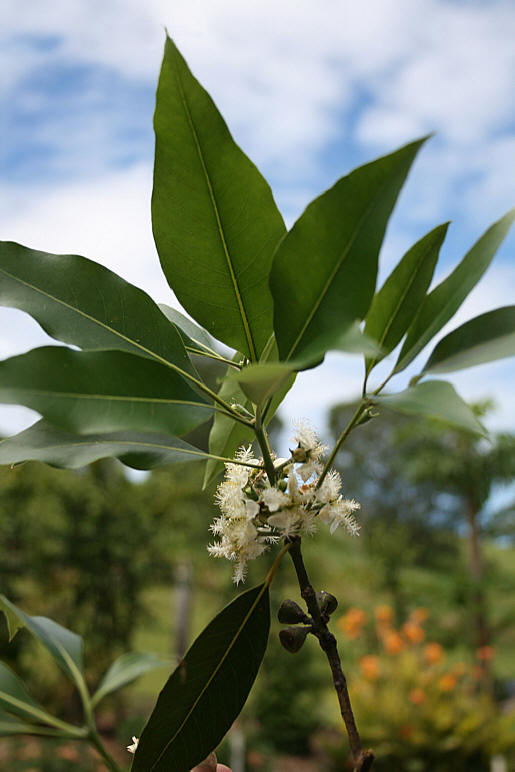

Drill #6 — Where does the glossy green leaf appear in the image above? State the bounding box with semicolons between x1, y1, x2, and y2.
372;380;487;436
132;584;270;772
0;711;45;737
0;421;210;471
159;304;217;356
270;138;427;362
91;653;167;708
423;306;515;374
365;223;449;372
0;596;84;682
394;209;515;373
0;242;196;379
152;36;286;361
0;347;213;437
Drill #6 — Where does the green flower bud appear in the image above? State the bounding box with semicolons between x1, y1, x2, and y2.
316;590;338;616
279;626;309;653
277;599;305;624
244;484;259;501
277;479;288;492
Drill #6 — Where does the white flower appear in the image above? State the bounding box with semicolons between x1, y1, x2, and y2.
268;509;301;538
297;457;323;482
319;498;361;535
127;737;139;754
260;486;290;512
316;470;342;503
291;419;320;453
225;445;257;488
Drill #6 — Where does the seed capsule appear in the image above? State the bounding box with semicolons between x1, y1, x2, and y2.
277;598;305;624
279;626;309;653
316;590;338;616
291;447;308;463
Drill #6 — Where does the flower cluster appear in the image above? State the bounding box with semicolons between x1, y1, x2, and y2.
208;421;360;583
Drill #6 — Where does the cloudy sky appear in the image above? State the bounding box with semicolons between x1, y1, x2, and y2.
0;0;514;443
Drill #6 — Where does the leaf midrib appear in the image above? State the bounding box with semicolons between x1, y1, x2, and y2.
173;63;257;362
286;168;399;361
367;235;439;371
0;267;194;380
0;389;212;407
150;585;268;769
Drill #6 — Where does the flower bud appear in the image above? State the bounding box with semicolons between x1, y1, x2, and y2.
244;485;259;501
277;479;288;492
279;626;309;653
291;447;308;463
277;598;305;624
317;590;338;616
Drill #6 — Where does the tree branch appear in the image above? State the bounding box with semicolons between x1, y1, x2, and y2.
288;537;374;772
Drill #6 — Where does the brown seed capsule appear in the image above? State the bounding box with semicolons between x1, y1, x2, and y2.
279;626;309;653
277;598;305;624
316;590;338;616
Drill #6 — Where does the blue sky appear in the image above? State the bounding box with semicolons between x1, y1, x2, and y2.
0;0;514;441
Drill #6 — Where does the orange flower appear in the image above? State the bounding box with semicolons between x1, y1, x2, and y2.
476;645;495;661
409;688;426;705
402;621;426;644
451;662;467;677
410;607;429;624
383;629;405;654
338;607;367;639
360;655;380;680
423;642;444;665
438;673;457;692
375;604;393;625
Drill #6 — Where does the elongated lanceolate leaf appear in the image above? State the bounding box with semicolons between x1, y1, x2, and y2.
372;380;486;436
423;306;515;374
91;653;167;708
394;209;515;373
0;242;197;379
159;304;218;355
132;584;270;771
270;137;427;362
0;421;209;471
0;596;84;682
364;223;449;372
0;347;213;436
152;36;286;361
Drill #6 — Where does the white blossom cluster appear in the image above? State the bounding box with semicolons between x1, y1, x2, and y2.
208;421;360;583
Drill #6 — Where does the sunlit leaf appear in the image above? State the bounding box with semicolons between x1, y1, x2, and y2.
152;36;286;360
132;584;270;771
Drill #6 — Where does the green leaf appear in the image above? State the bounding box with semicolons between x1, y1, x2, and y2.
270;137;428;362
0;663;57;725
132;584;270;772
0;421;210;471
203;355;255;489
423;306;515;374
0;596;84;682
0;347;213;437
365;223;449;372
159;304;217;355
91;653;167;708
0;711;43;737
232;363;294;406
372;380;487;436
152;36;286;361
0;241;197;379
394;209;515;373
